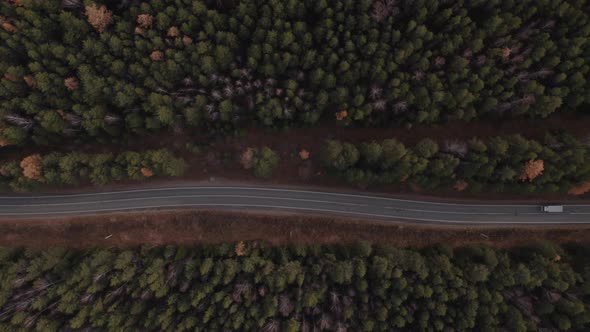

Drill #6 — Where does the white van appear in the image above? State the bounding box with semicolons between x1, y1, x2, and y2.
542;205;564;213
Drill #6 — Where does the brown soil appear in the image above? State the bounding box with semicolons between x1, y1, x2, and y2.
1;210;589;249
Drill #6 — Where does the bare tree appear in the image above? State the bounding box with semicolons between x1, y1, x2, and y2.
279;294;294;316
413;71;425;81
329;291;342;314
319;314;333;330
223;85;235;98
373;99;387;111
392;101;408;113
211;90;222;101
104;114;121;124
444;140;468;157
335;323;348;332
62;0;82;10
371;0;397;23
474;55;487;66
369;85;382;100
182;77;194;87
4;114;33;130
262;319;280;332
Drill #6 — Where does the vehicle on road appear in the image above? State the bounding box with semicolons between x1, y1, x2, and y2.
542;205;564;213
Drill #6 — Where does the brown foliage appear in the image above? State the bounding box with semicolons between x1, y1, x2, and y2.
182;35;193;45
235;241;246;256
64;77;79;91
140;168;154;177
299;149;310;160
2;22;18;33
519;159;544;182
134;27;145;36
167;26;180;37
8;0;22;6
136;14;153;29
501;47;512;60
335;110;348;121
150;50;164;61
3;73;18;82
454;180;469;192
568;180;590;196
240;148;254;170
23;75;36;88
20;154;43;181
85;4;113;33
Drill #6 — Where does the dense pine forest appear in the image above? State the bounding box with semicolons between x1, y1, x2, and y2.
321;133;590;193
1;0;590;194
0;242;589;331
0;148;186;192
1;0;589;147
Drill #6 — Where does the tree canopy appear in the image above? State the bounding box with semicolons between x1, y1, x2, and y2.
0;242;589;331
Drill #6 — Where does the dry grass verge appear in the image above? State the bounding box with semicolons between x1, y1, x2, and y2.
1;210;589;248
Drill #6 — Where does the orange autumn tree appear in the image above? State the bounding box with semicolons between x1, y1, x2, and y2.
1;21;18;33
64;77;79;91
150;50;164;61
85;4;113;33
240;148;254;169
519;159;544;182
182;36;193;45
335;110;348;121
235;241;246;256
136;14;154;29
167;26;180;37
454;180;468;191
23;75;36;88
140;167;154;177
568;180;590;195
20;154;43;181
299;149;310;160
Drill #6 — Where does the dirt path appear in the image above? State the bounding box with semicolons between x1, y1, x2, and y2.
1;210;589;249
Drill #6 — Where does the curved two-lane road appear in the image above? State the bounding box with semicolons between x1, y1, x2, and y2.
0;186;589;224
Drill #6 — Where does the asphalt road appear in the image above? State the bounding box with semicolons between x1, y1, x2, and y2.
0;186;589;224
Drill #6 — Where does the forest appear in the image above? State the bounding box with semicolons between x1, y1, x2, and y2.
0;149;186;192
1;0;589;147
321;133;590;193
0;242;589;331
